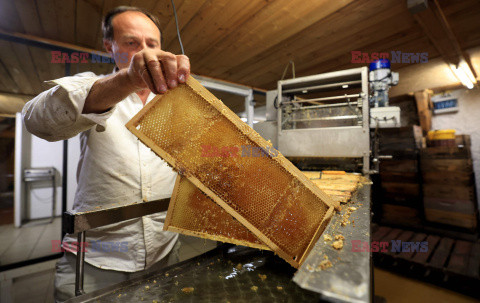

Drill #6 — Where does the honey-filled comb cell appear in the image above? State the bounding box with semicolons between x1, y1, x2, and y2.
166;175;269;250
126;76;338;268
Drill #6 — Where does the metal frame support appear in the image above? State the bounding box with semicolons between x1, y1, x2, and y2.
245;92;254;127
75;232;86;296
64;197;171;296
276;67;371;174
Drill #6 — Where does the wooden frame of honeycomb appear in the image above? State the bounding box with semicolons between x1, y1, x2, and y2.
126;76;339;268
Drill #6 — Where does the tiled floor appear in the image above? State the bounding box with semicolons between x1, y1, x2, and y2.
0;217;62;266
6;234;217;303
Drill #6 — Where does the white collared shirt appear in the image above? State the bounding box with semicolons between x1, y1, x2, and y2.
22;72;178;272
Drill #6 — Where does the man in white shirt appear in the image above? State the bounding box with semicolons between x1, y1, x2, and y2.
22;6;190;302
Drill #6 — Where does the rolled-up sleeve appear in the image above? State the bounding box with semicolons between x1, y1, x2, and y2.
22;72;116;142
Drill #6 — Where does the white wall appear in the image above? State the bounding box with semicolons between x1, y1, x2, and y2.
431;87;480;207
14;114;80;225
28;136;63;219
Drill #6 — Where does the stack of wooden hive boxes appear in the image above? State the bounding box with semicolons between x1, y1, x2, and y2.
378;126;423;228
421;135;478;231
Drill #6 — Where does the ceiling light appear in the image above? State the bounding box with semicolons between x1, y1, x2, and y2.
459;61;477;84
450;63;474;89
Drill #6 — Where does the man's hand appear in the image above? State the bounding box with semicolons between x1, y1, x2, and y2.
83;50;190;114
127;49;190;94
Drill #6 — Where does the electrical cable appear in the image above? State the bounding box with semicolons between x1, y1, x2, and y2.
281;61;295;80
170;0;185;55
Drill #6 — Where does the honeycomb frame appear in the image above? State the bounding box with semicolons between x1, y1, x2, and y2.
126;76;339;268
166;175;270;250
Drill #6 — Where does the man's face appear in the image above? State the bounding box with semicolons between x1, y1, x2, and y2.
104;11;161;70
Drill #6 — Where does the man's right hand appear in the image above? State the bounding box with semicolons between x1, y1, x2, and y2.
126;48;190;95
83;50;190;114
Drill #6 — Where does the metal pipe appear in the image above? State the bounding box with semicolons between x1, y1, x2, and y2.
292;101;359;110
289;115;360;123
282;93;362;105
245;92;254;127
283;80;361;94
75;231;86;296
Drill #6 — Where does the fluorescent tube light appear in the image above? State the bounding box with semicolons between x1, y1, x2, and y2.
450;64;474;89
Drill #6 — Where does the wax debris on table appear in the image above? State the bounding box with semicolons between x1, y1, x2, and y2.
332;240;344;250
181;287;195;293
317;259;333;271
258;274;267;281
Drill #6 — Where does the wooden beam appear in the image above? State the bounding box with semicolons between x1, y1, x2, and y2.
0;29;111;57
411;0;477;78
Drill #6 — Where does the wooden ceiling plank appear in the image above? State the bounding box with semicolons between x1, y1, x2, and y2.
54;0;76;44
0;40;36;95
76;0;103;48
130;0;158;12
279;36;438;88
193;0;357;74
175;0;269;60
0;72;10;93
165;0;226;54
166;0;246;54
252;30;435;88
13;0;44;37
37;0;59;40
412;0;464;65
151;0;176;33
0;61;21;94
219;0;406;84
0;0;25;32
0;93;32;115
29;46;57;86
442;5;480;51
274;24;433;84
162;0;204;50
440;0;479;17
46;49;67;80
202;0;400;80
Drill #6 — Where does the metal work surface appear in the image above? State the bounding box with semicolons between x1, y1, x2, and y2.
62;196;171;234
66;245;322;303
293;182;372;303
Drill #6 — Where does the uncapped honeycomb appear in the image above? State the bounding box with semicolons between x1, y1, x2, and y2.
166;175;269;250
126;76;338;268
